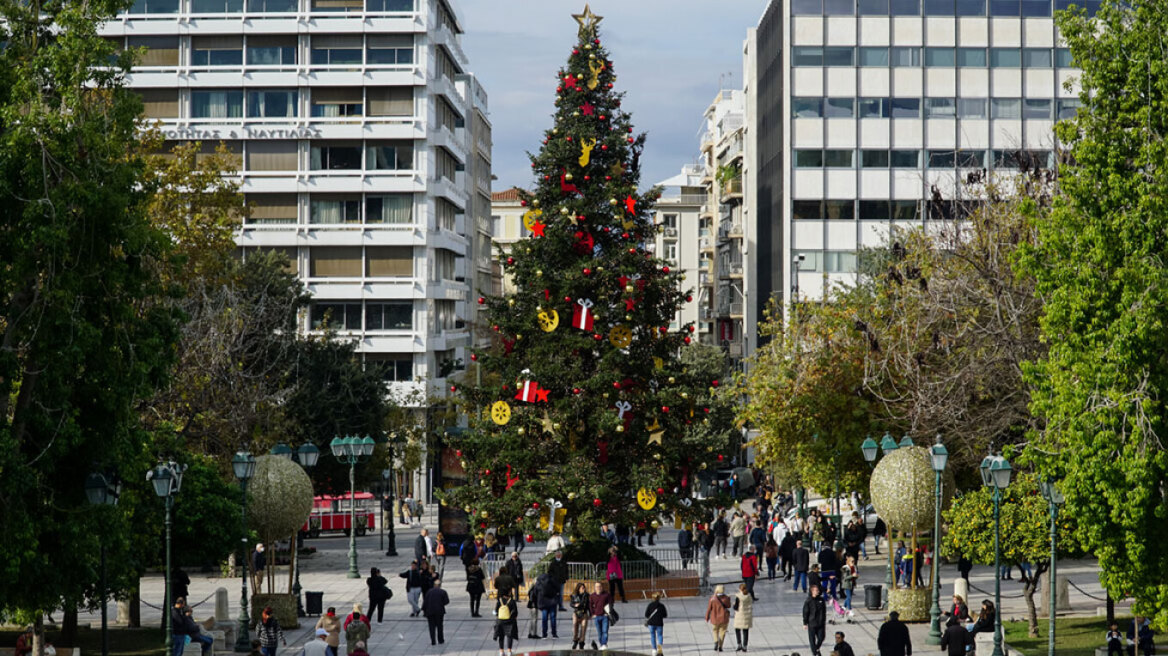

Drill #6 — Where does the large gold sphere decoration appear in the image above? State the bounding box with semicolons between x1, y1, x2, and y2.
869;445;952;532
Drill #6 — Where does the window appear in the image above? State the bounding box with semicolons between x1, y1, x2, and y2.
990;48;1022;67
246;194;297;224
956;150;985;167
138;89;179;119
926;97;956;118
991;98;1022;119
824;47;855;66
367;87;413;116
663;213;678;229
1057;98;1082;119
435;147;459;180
1055;48;1074;68
928;150;956;167
310;143;362;170
309;247;361;277
792;200;822;220
435;46;461;83
1022;98;1053;119
825;251;858;273
191;90;243;118
859;97;890;118
859;200;890;220
794;252;822;272
313;0;361;10
957;98;988;118
247;90;297;118
924;0;954;13
861;150;889;167
823;0;854;14
310;303;361;330
437;96;463;132
367;354;413;382
890;98;921;118
1020;0;1051;15
311;88;362;117
246;0;296;10
311;36;362;65
956;0;986;14
793;98;824;118
367;246;412;277
191;0;242;11
432;250;456;281
1023;48;1053;68
246;141;297;171
191;36;243;66
825;200;855;220
435;198;458;231
957;47;986;67
825;98;855;118
365;302;412;330
367;35;413;65
793;47;823;67
310;196;361;224
925;47;955;67
366;0;413;10
858;0;888;13
127;0;178;13
247;37;296;66
792;0;822;14
366;194;413;223
890;150;920;167
859;47;889;67
891;200;920;220
795;150;824;168
824;150;853;167
890;0;920;13
993;150;1022;168
989;0;1020;13
431;300;457;332
128;36;179;67
664;243;678;261
890;47;921;67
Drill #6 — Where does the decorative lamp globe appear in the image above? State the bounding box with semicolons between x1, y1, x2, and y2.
360;435;376;457
148;464;172;498
989;455;1012;490
232;451;256;482
85;472;111;506
861;436;879;463
297;443;321;469
880;433;899;454
898;434;915;448
270;443;293;460
930;437;949;473
330;436;347;458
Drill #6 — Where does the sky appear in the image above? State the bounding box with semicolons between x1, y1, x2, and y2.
457;0;769;192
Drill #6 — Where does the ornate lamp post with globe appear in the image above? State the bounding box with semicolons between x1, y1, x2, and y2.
84;471;121;656
147;461;186;656
980;452;1013;656
1039;477;1064;656
927;436;949;645
231;451;257;652
331;435;375;578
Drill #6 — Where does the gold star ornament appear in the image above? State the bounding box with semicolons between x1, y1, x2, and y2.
573;4;603;35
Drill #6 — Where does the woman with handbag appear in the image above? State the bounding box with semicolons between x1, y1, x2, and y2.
705;584;732;652
733;583;754;652
569;583;591;649
434;532;447;579
606;546;627;603
644;592;668;656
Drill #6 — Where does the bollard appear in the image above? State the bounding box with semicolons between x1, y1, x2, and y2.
214;587;230;624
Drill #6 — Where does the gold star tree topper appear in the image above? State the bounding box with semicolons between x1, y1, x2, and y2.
573;4;603;36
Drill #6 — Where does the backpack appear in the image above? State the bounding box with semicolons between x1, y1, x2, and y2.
498;602;512;621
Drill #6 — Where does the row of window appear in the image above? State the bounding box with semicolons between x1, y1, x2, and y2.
241;192;460;227
128;0;412;15
794;147;1053;169
140;87;416;119
310;301;412;330
793;197;1017;221
794;250;861;273
793;96;1080;119
791;0;1099;17
793;45;1073;68
119;37;416;68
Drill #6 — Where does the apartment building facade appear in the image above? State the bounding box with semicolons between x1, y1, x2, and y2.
751;0;1087;316
100;0;490;403
650;169;705;333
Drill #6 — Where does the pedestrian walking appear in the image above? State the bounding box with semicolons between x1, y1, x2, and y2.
365;567;390;623
314;608;340;656
548;550;569;611
493;590;519;656
534;573;559;638
833;630;857;656
793;538;811;593
780;531;797;580
748;520;767;554
733;583;754;652
644;592;668;656
525;583;541;640
546;530;567;554
802;584;827;656
419;557;435;594
714;512;730;558
841;556;858;610
698;523;715;589
730;513;747;557
764;536;779;580
503;551;525;600
818;542;839;598
342;604;369;654
413;528;434;565
251;544;266;594
465;559;486;617
678;523;695;569
494;568;516;607
569;583;591;649
941;616;971;656
957;554;973;581
843;517;864;562
606;546;627;603
421;579;449;645
705;584;732;652
399;561;425;617
434;532;447;579
299;629;330;656
877;610;913;656
588;581;614;650
257;606;285;656
741;545;760;600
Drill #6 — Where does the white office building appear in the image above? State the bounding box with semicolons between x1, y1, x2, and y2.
650;168;705;333
101;0;490;402
750;0;1088;316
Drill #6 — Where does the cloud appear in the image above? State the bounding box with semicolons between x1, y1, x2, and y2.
457;0;766;189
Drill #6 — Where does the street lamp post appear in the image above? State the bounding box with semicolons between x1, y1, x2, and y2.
861;433;900;609
1039;478;1065;656
331;435;375;578
230;452;257;652
927;436;949;645
85;472;121;656
273;443;319;616
980;453;1013;656
147;461;187;655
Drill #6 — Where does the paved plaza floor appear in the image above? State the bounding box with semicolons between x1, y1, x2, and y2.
86;501;1117;656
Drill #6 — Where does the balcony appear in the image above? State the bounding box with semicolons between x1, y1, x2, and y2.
728;223;744;238
721;177;743;201
699;237;711;250
699;204;714;219
700;130;714;152
729;263;743;277
699;307;713;320
730;301;744;317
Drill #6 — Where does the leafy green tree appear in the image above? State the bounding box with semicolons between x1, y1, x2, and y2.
941;473;1085;637
1022;0;1168;629
448;12;729;539
0;0;181;645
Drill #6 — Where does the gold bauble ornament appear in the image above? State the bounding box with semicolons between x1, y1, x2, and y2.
568;492;577;500
536;270;543;277
681;392;689;399
552;128;559;134
516;334;522;341
609;198;619;206
565;173;574;181
597;266;604;272
615;425;624;432
573;111;581;117
585;44;593;50
706;446;714;452
700;462;708;470
517;427;525;435
481;511;489;518
870;446;955;533
668;377;676;384
657;225;664;233
681;274;687;281
560;207;570;215
589;53;597;59
653;453;661;460
602;393;609;399
625;314;632;321
625;284;635;293
553;422;561;430
463;506;471;513
508;299;516;307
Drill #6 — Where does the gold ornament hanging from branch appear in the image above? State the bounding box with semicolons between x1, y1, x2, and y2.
537;309;559;333
491;401;512;426
579;138;597;167
587;60;605;90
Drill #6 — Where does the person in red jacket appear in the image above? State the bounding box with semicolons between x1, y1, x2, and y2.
741;545;760;601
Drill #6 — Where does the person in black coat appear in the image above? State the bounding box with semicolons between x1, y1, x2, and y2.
941;616;971;656
877;610;913;656
172;569;190;602
420;580;449;646
957;555;973;581
792;539;811;593
365;567;390;623
678;526;695;569
779;533;797;580
465;560;486;617
818;545;839;598
833;631;857;656
502;552;525;599
802;584;827;656
548;551;570;612
873;517;887;554
713;513;730;558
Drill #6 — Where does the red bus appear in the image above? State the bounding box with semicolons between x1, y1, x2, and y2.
301;492;376;538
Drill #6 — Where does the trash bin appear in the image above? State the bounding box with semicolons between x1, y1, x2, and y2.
865;584;882;611
305;591;324;616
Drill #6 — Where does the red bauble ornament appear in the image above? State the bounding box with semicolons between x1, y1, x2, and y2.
684;336;692;344
621;232;629;239
583;267;591;275
449;385;456;392
525;534;535;543
573;49;579;54
520;200;528;207
605;175;612;181
532;502;540;509
593;498;602;507
599;115;607;120
595;38;600;44
688;326;695;333
628;127;633;133
704;407;711;414
718;454;724;462
543;139;548;145
470;353;477;361
480;522;487;528
564;296;573;303
507;257;515;265
478;297;485;304
601;145;608;151
584;175;591;181
613;381;621;389
566;136;573;142
573;387;581;394
662;406;670;413
456;449;462;457
593;333;603;341
485;469;491;475
628;248;636;254
544;175;551;180
607;83;613;88
627;138;634;143
686;295;693;302
492;325;499;332
711;380;720;387
663;266;670;273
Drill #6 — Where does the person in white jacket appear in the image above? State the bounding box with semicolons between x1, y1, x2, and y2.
546;531;567;554
772;518;789;546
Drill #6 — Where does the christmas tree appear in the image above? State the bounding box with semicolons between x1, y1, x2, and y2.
447;5;730;541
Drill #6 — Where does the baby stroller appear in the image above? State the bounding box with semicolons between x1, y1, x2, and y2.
828;596;855;624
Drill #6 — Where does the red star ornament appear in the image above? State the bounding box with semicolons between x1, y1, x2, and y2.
581;102;595;116
624;195;637;214
564;74;579;90
625;298;636;311
531;221;546;237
